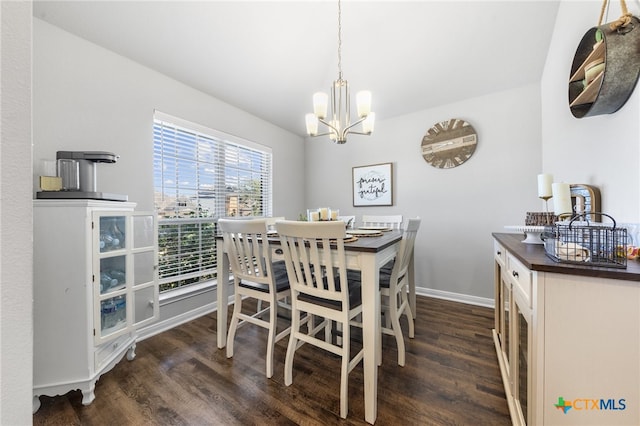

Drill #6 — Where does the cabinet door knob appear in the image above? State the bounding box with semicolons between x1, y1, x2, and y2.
497;250;502;255
512;270;519;278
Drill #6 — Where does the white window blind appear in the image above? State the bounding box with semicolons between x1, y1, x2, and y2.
153;112;273;292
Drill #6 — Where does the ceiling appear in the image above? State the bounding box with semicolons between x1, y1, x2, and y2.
33;1;560;137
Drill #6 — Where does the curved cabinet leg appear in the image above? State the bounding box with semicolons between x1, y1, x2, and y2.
126;343;136;361
32;395;41;414
80;382;96;406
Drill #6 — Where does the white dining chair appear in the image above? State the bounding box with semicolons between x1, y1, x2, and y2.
379;217;421;366
337;215;356;229
218;218;291;378
275;220;364;419
361;214;403;229
264;216;285;232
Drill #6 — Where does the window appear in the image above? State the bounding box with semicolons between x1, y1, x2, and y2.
153;112;272;292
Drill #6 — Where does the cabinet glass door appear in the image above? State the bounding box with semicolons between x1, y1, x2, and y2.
131;213;158;328
93;211;158;344
499;272;511;380
95;213;130;342
515;301;529;424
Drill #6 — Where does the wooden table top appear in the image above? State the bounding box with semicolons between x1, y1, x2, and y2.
217;229;403;253
493;232;640;282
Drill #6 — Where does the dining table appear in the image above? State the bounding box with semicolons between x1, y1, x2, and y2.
215;227;407;424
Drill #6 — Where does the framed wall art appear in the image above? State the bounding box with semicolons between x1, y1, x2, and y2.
352;162;393;207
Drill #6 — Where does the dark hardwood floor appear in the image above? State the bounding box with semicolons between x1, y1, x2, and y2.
33;296;511;425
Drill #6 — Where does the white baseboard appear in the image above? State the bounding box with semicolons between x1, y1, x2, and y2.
416;287;494;309
137;281;237;341
137;302;217;341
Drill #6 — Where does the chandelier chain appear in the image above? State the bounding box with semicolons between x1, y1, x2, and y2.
337;0;342;81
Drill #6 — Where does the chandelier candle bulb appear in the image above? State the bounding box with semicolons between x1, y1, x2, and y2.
305;114;319;136
552;182;572;216
537;173;553;198
362;112;375;134
356;91;372;117
313;92;328;119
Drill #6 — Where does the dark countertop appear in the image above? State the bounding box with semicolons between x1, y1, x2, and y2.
492;233;640;282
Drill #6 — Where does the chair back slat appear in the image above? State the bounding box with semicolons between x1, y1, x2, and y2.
361;214;403;229
219;218;272;285
391;218;421;282
276;220;348;305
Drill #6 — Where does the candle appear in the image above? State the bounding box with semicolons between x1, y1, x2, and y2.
537;173;553;198
310;211;320;221
552;183;572;217
331;209;339;220
319;208;328;220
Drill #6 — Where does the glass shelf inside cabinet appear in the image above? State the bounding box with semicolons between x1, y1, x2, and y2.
100;216;126;252
100;256;126;295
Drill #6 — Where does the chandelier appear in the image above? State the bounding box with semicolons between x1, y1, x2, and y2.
304;0;375;144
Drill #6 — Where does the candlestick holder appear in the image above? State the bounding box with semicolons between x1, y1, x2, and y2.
539;195;552;213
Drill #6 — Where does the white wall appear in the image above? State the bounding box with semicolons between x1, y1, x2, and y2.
33;19;305;219
305;0;640;302
542;0;640;223
32;18;307;348
1;2;34;424
305;84;543;301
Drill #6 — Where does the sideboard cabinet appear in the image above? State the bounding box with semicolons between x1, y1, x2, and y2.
33;200;158;413
492;233;639;426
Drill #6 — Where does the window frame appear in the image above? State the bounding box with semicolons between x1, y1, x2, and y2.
153;111;273;293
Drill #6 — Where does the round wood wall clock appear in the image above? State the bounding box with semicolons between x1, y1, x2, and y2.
421;118;477;169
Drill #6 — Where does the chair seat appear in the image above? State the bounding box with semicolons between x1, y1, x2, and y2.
347;263;403;289
239;260;290;293
298;276;362;309
380;259;394;274
379;268;406;289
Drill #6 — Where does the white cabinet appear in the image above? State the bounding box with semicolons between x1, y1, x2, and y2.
493;233;640;426
33;200;158;413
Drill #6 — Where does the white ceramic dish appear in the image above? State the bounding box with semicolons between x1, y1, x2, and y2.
358;226;392;231
346;229;383;236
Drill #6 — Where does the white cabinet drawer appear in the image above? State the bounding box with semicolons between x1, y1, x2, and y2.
95;333;134;371
494;239;506;267
507;253;531;307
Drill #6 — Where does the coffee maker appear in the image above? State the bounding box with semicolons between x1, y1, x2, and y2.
36;151;128;201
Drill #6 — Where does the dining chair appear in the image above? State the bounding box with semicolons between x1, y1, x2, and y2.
265;216;285;232
218;218;291;378
379;217;421;366
275;220;364;419
361;214;403;229
337;215;356;229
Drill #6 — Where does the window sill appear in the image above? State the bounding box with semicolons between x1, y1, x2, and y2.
159;280;218;306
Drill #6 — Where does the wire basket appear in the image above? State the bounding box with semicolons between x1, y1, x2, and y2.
543;212;627;268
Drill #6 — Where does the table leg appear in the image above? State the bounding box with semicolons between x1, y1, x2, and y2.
360;253;379;424
217;241;230;349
